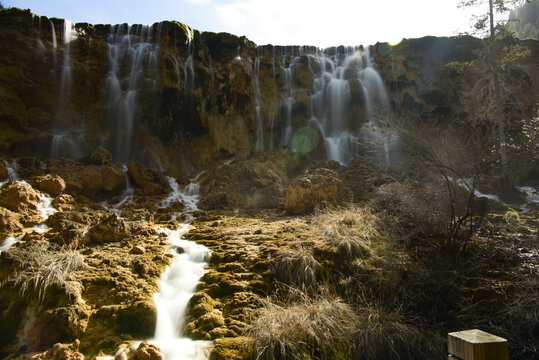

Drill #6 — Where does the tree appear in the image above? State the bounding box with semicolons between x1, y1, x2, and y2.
458;0;531;194
510;0;539;39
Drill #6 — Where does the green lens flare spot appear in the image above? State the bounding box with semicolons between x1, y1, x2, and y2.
291;126;319;155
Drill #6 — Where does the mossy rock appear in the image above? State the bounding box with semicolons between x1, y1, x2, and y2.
209;336;251;360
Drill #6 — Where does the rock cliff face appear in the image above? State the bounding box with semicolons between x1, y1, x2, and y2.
1;8;537;178
0;6;538;360
0;8;257;174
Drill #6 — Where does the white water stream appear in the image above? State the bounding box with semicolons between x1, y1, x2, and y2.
0;162;57;252
152;225;211;360
111;175;211;359
152;176;211;359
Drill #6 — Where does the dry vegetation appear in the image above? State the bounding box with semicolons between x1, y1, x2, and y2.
246;187;538;359
1;241;86;301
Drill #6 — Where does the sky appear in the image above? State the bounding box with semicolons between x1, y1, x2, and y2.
4;0;486;47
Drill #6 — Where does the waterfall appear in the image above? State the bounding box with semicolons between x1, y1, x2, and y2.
50;20;57;50
99;165;134;217
159;176;200;221
279;50;300;147
1;160;19;185
265;46;395;166
152;225;211;360
35;15;45;51
254;55;264;151
50;133;65;158
58;19;77;102
269;49;277;151
105;24;160;163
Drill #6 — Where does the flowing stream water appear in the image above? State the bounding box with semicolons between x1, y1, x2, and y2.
110;175;211;359
0;161;57;252
152;176;211;359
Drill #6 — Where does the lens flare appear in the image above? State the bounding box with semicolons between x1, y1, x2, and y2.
387;37;403;46
291;126;319;155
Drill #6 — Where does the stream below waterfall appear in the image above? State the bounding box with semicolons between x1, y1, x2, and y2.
0;161;57;252
111;175;211;360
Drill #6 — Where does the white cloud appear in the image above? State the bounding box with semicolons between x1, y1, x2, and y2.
210;0;470;47
185;0;212;4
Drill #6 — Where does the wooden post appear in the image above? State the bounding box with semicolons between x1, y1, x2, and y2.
448;329;508;360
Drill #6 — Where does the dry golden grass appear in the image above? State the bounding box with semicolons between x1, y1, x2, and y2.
272;245;325;289
248;295;357;360
314;205;379;260
2;241;86;301
248;292;445;360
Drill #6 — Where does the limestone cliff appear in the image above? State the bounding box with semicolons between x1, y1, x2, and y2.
1;7;537;179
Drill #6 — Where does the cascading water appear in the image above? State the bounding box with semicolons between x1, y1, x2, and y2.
58;20;77;104
50;132;65;158
254;55;264;151
0;176;57;252
152;225;211;360
279;50;300;147
152;175;211;359
100;165;134;216
105;24;160;163
1;160;19;185
265;45;396;167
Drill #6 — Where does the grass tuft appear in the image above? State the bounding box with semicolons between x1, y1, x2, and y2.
3;242;86;301
248;296;357;360
272;246;325;289
315;206;379;260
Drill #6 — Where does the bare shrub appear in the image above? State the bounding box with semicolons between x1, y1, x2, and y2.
248;296;358;360
371;180;451;242
273;246;325;289
3;241;86;301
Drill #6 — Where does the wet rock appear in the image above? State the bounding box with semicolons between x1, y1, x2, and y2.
80;164;125;196
115;301;157;337
200;309;226;331
209;327;235;338
0;181;40;214
86;214;127;244
199;156;289;210
127;162;164;195
34;174;66;196
53;194;75;212
50;220;88;247
210;337;251;360
0;161;7;180
32;339;84;360
285;168;343;214
131;246;145;255
0;207;23;237
115;341;162;360
79;147;113;165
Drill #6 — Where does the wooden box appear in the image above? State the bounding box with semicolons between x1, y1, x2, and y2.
448;329;508;360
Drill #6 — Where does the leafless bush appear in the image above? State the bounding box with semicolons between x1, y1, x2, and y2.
2;241;86;301
371;180;451;242
272;246;325;289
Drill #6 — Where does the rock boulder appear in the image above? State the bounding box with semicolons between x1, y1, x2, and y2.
127;162;164;196
285;168;343;214
0;161;7;181
0;182;40;214
34;174;66;196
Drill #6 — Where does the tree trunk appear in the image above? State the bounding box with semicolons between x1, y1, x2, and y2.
488;0;509;187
